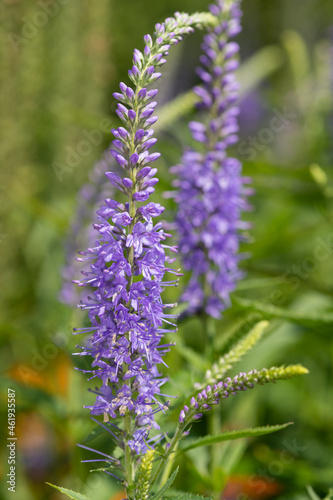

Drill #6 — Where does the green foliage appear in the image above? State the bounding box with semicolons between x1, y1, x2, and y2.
233;296;333;327
203;320;269;385
151;467;179;500
173;336;210;372
307;486;333;500
1;1;332;499
82;424;107;443
178;423;293;454
46;483;89;500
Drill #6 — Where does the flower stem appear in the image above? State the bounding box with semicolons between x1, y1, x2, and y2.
150;425;183;490
210;405;222;500
201;313;221;498
124;413;134;494
159;441;179;488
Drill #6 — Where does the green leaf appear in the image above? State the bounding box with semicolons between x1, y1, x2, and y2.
178;423;293;454
233;296;333;326
307;486;333;500
151;467;179;500
307;486;321;500
82;424;106;443
46;483;89;500
238;45;285;97
218;439;247;476
173;337;209;372
156;91;196;132
236;277;283;290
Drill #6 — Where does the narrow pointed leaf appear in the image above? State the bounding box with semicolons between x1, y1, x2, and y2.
307;486;322;500
234;296;333;326
173;337;209;371
178;423;293;454
151;467;179;500
46;483;88;500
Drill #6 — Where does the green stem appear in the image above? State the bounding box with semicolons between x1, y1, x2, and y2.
201;314;220;499
210;405;221;500
124;413;134;494
159;441;179;488
150;425;184;489
115;13;219;496
201;311;215;376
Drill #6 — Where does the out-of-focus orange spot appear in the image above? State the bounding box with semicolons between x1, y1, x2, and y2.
223;474;282;500
110;491;126;500
7;353;71;397
8;363;46;390
55;353;71;398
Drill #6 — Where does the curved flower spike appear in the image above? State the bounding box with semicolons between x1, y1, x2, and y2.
73;11;219;463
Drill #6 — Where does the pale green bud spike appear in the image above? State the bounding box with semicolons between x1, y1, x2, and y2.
135;449;155;500
187;11;219;29
203;320;269;387
258;364;309;383
177;364;309;437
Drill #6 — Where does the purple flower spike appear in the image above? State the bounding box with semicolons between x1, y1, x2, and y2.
177;365;308;433
173;0;251;319
73;10;218;458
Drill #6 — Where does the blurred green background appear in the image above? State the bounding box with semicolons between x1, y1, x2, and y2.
1;0;333;499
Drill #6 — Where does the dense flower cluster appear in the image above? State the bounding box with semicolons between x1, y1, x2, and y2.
73;12;217;455
172;0;252;318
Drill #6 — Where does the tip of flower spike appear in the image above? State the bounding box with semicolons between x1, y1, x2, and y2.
292;365;309;375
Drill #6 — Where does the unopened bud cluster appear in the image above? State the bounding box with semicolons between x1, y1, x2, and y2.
179;365;309;426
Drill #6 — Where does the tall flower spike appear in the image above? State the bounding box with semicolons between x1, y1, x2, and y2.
172;0;253;319
73;11;218;463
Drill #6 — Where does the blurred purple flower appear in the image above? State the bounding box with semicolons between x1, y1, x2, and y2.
60;151;117;306
172;0;252;319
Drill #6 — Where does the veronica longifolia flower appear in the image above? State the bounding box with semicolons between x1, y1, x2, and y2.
73;12;217;456
173;0;252;319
